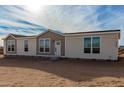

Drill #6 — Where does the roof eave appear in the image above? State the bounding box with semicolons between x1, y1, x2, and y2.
3;34;16;40
36;29;64;37
16;36;36;39
65;31;120;36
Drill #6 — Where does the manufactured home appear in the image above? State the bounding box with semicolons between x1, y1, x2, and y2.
3;29;120;60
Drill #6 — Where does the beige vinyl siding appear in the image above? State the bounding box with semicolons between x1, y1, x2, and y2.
3;40;6;55
37;31;65;56
65;33;119;60
16;38;36;56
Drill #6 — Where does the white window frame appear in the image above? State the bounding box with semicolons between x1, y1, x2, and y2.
83;36;101;54
83;36;92;54
24;40;28;52
39;38;51;53
7;40;15;52
92;36;101;54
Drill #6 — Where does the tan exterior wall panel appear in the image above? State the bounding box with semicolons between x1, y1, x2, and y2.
37;31;65;56
65;33;119;60
17;38;36;56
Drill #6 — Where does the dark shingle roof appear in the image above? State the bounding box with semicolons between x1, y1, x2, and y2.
11;34;36;38
8;29;120;39
64;30;120;35
11;34;26;38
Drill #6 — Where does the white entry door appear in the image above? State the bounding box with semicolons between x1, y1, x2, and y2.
54;41;61;56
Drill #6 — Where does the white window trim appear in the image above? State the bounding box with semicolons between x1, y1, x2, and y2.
83;36;101;54
92;36;101;54
7;40;15;52
83;36;92;54
39;38;51;53
24;40;28;52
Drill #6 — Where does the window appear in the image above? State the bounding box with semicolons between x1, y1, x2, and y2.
39;39;50;53
7;40;15;52
92;37;100;53
56;42;60;45
40;40;44;52
84;37;100;54
45;39;50;52
24;40;28;52
84;37;91;53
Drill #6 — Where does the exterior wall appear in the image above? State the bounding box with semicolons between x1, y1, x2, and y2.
5;36;17;55
65;33;119;60
3;31;119;60
16;38;36;56
3;40;6;55
37;31;65;56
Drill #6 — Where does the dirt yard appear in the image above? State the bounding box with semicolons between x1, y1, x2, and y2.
0;55;124;87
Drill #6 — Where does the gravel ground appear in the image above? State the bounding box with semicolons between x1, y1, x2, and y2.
0;55;124;87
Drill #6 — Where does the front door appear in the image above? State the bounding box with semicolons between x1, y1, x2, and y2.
54;41;61;56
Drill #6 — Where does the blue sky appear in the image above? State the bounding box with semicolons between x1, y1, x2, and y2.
0;5;124;46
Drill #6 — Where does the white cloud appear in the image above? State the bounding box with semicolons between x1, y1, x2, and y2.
0;5;124;45
35;5;102;33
